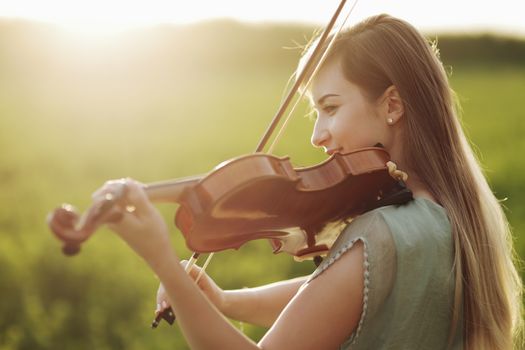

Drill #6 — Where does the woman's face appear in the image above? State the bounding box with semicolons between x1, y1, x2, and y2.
309;59;390;155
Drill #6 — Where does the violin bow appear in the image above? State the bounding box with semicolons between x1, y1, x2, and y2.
266;0;358;154
257;0;358;153
153;0;358;328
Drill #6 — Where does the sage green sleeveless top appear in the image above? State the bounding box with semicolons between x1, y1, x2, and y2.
308;197;463;349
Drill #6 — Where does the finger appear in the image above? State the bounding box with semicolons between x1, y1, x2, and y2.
156;299;170;312
157;301;167;312
180;260;199;276
180;260;189;269
99;205;124;224
91;179;126;201
104;201;141;233
157;302;165;311
188;265;202;279
100;180;147;226
121;178;151;214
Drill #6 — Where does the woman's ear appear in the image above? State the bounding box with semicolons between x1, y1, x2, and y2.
379;85;404;125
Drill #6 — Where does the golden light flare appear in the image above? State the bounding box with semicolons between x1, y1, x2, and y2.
0;0;524;38
0;0;216;39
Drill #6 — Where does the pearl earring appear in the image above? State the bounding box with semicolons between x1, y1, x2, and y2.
387;118;394;125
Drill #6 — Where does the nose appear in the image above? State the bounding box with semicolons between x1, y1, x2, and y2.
310;119;330;148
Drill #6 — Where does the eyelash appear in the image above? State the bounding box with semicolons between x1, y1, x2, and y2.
308;105;339;121
323;105;338;114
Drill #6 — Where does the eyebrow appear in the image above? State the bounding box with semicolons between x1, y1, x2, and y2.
316;94;340;106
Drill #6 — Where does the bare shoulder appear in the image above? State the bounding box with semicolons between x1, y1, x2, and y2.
258;241;364;350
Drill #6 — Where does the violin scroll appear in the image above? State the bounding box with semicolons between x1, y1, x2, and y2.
47;188;126;256
47;205;84;255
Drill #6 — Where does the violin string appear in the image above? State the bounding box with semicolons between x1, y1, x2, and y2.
267;0;359;155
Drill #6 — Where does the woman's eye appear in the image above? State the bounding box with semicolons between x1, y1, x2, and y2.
323;105;338;114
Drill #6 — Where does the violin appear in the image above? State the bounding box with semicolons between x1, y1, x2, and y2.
48;147;412;259
46;0;413;329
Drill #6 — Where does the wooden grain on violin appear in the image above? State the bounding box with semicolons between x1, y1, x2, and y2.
173;146;411;258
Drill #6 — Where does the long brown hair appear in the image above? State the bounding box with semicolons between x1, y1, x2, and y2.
299;14;523;349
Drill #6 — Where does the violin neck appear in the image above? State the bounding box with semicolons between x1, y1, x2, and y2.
144;175;203;203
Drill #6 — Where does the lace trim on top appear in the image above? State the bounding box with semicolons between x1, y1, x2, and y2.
307;237;370;346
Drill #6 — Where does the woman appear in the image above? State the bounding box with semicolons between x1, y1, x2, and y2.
94;14;522;349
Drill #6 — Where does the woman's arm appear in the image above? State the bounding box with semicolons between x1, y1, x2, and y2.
156;266;307;328
154;252;261;349
152;242;364;350
102;179;364;350
222;276;308;327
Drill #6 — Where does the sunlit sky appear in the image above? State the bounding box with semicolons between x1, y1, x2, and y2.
0;0;524;37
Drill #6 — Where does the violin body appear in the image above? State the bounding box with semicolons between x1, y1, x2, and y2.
174;147;412;259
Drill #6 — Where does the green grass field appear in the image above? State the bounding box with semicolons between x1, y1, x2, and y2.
0;21;523;349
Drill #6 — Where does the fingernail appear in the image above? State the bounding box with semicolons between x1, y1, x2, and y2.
162;301;167;308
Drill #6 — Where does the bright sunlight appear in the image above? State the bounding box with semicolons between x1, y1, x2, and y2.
2;0;525;38
0;0;322;37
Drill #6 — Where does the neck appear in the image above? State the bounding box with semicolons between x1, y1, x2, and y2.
387;144;437;203
405;173;436;202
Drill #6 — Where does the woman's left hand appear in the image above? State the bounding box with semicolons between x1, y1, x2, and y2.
92;178;177;267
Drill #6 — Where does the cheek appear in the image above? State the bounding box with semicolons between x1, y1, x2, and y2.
333;107;381;149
